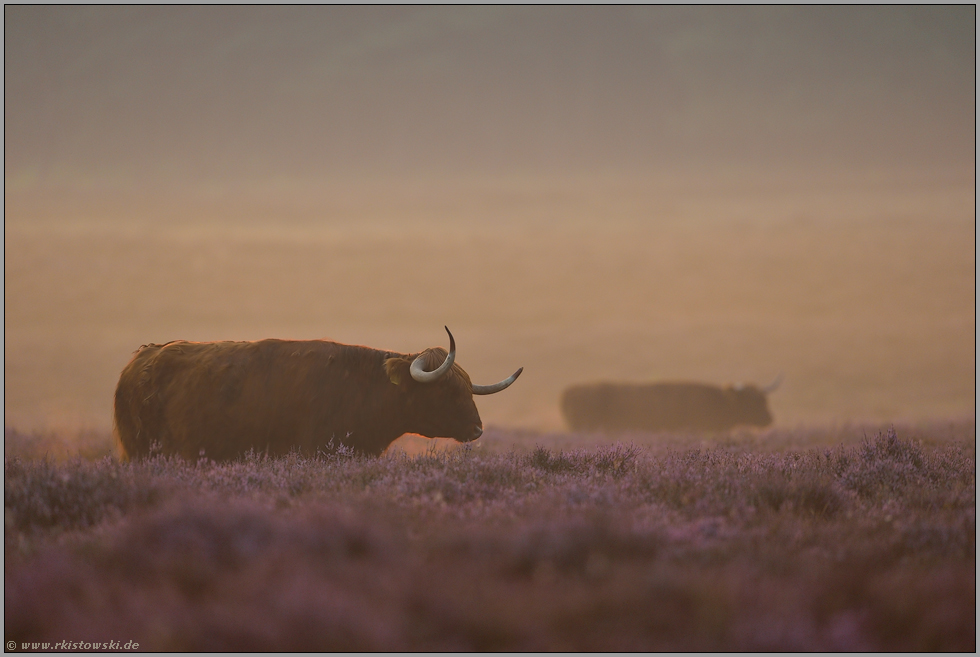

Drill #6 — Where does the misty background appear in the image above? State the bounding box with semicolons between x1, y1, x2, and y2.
5;6;975;182
4;6;976;436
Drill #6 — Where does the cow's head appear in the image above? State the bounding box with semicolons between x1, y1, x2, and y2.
727;375;782;428
384;327;523;442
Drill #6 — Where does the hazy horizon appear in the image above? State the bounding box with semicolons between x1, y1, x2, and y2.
6;6;975;188
4;6;976;436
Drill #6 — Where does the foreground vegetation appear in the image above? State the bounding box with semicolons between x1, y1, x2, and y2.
4;423;975;651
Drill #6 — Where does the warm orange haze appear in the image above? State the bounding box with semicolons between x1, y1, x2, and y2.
4;7;976;651
4;7;974;441
5;6;975;439
5;175;974;437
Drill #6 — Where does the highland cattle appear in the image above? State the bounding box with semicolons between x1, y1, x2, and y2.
560;377;781;433
114;327;522;459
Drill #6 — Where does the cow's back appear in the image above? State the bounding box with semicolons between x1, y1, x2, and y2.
113;339;381;460
561;382;735;432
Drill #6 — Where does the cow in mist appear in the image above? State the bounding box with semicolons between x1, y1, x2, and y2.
114;327;522;460
560;377;782;433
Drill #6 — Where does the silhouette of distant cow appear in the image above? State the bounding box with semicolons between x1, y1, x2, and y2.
560;377;781;433
114;327;522;460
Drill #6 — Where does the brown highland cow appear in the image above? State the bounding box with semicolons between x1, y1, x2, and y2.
561;377;781;433
114;327;522;459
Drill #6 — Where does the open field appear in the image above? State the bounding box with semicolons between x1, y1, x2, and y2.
4;171;974;652
4;165;975;653
4;173;975;433
4;422;975;651
5;8;974;652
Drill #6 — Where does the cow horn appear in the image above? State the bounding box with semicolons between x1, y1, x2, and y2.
410;326;456;383
472;367;524;395
762;373;784;394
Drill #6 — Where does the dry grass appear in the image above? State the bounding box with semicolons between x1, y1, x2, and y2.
4;422;974;651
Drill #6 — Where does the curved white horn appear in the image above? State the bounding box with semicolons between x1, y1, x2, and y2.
410;326;456;383
472;367;524;395
762;373;784;394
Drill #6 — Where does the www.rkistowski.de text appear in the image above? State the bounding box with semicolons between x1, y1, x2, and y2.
7;640;139;651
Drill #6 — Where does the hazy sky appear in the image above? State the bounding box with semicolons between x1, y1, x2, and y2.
5;5;976;184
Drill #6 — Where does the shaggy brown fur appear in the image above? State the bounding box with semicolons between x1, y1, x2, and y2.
114;339;491;460
383;347;473;391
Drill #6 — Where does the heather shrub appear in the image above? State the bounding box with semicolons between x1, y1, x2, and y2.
523;443;639;478
6;498;409;651
835;428;975;509
752;473;843;518
4;423;975;651
4;426;115;461
4;456;162;533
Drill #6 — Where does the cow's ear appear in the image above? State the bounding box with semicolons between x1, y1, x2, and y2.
384;356;410;386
